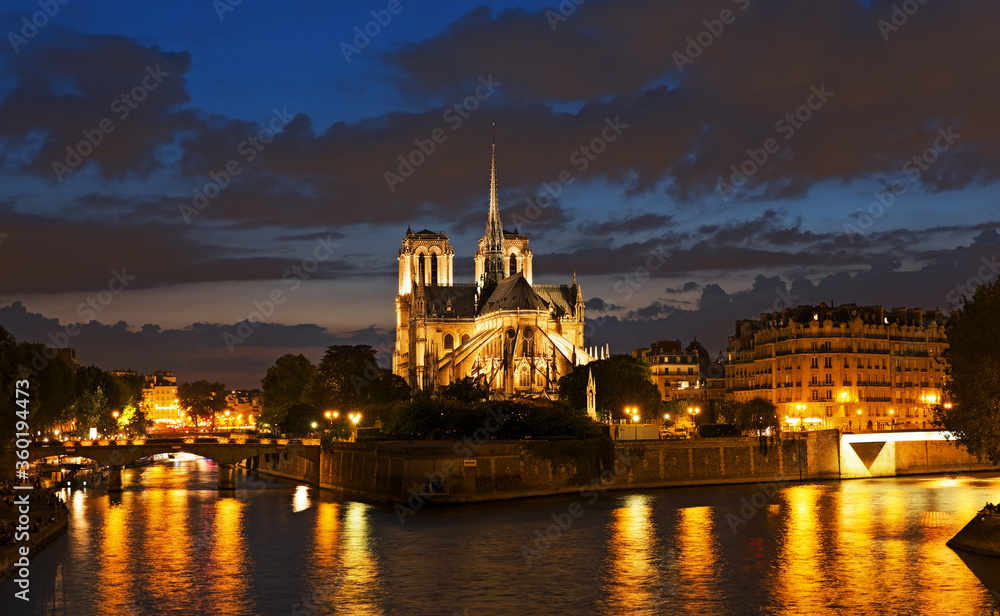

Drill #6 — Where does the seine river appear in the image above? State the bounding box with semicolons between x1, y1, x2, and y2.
4;459;1000;616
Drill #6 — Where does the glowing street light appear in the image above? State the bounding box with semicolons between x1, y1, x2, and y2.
857;409;862;432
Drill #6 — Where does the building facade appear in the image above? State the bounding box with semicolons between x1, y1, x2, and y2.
632;339;703;401
224;389;262;427
393;136;593;397
726;304;948;431
142;371;180;423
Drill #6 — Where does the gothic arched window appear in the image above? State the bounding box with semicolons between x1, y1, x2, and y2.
509;253;518;274
444;334;454;350
430;254;438;285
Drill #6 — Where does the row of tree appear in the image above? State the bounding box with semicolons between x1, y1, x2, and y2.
0;326;147;441
260;345;410;435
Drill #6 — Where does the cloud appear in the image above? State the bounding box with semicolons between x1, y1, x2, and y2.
665;281;700;295
386;0;1000;201
0;301;393;389
578;212;673;236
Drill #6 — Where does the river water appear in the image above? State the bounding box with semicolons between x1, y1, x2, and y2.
4;459;1000;616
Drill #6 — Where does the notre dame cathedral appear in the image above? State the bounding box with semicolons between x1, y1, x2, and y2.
392;134;594;398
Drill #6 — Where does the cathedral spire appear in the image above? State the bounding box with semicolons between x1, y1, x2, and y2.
481;123;506;292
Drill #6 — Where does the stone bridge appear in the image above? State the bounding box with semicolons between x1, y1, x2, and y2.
29;436;321;490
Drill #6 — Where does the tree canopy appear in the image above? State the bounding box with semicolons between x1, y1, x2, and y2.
558;355;662;421
438;376;491;404
260;353;317;428
315;345;409;410
733;398;780;435
938;279;1000;464
178;380;228;427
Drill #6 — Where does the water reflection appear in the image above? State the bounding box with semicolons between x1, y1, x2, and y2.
292;485;311;513
6;462;1000;616
208;498;250;613
604;494;657;614
336;501;386;616
774;485;824;613
676;505;719;613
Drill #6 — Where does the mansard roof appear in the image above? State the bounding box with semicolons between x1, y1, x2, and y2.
479;273;549;315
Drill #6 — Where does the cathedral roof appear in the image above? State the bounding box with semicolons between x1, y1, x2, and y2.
421;284;478;317
408;228;446;237
479;272;550;315
533;284;580;318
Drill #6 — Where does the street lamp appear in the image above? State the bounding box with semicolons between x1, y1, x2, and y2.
889;408;894;430
857;409;862;432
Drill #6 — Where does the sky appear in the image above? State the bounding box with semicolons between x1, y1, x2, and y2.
1;0;998;388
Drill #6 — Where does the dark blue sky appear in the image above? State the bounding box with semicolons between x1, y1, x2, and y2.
1;0;999;387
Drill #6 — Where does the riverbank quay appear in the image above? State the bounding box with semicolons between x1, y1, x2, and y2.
0;479;69;585
949;507;1000;558
254;429;1000;505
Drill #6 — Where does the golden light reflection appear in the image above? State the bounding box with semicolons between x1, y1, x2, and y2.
677;506;718;603
605;495;657;613
775;485;824;613
293;485;312;513
96;495;133;616
337;501;385;616
140;487;195;607
208;497;250;611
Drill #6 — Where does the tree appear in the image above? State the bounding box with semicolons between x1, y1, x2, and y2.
558;355;662;421
438;376;489;404
733;398;780;435
178;380;228;428
13;342;75;433
366;370;411;405
938;279;1000;463
315;345;406;409
278;402;323;436
261;354;317;429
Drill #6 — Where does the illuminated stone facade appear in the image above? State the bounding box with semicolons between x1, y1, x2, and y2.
726;304;948;431
393;137;592;397
632;339;703;401
142;371;180;422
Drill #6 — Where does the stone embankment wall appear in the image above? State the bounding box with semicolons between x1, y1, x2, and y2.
257;430;844;504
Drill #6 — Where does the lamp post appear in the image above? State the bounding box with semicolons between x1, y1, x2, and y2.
889;408;894;430
112;411;119;437
348;412;361;441
857;409;862;432
686;406;700;433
